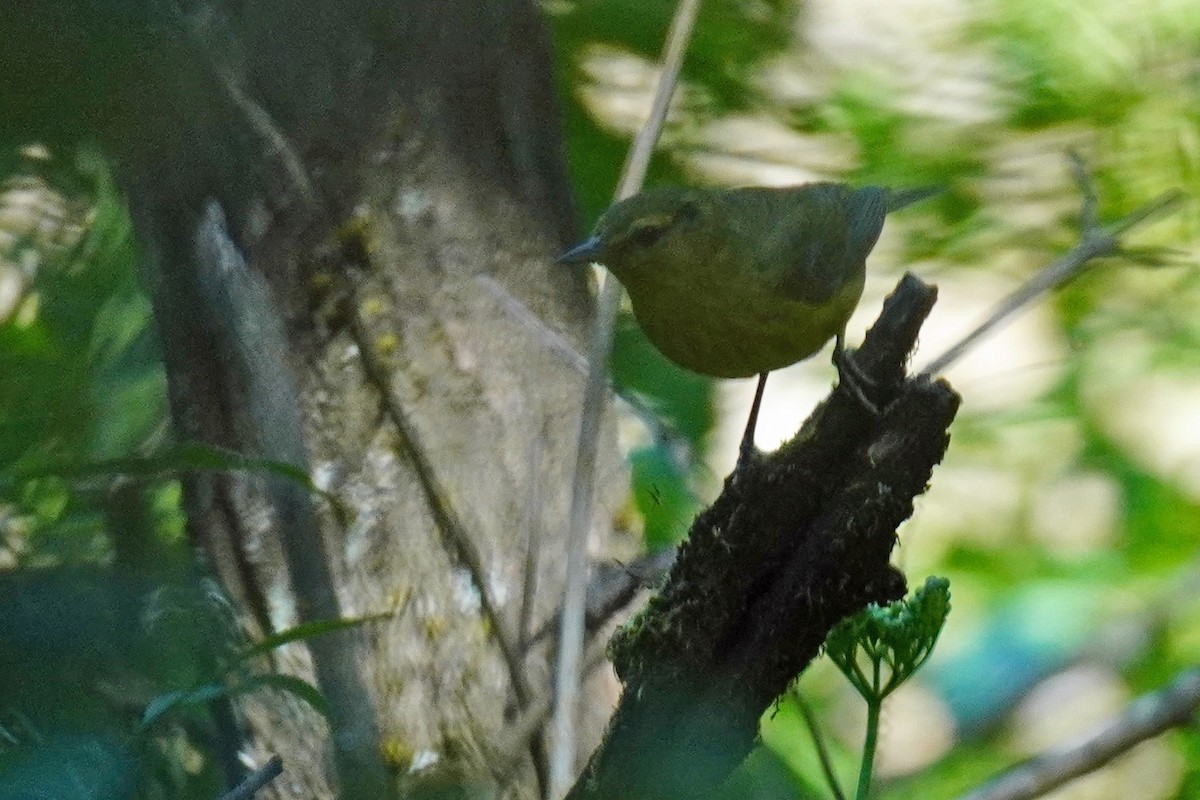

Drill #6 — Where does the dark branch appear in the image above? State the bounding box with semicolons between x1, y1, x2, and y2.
566;274;959;800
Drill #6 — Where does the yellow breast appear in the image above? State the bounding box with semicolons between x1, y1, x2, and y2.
626;253;864;379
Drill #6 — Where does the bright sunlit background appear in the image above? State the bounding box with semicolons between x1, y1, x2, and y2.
552;0;1200;797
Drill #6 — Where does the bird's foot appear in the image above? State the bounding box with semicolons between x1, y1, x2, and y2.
833;343;880;415
735;434;758;471
733;372;770;473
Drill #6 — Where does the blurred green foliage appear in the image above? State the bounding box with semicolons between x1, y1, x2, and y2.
0;149;351;797
550;0;1200;797
0;150;165;467
0;151;236;798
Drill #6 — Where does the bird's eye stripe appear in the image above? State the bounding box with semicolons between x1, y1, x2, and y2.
628;224;668;248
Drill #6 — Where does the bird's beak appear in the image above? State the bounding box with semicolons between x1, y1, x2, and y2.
557;236;604;265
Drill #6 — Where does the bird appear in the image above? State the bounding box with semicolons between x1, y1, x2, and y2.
559;182;936;463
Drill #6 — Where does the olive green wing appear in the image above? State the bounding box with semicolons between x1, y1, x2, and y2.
759;184;888;305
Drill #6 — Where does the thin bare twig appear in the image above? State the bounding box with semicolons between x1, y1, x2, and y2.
520;431;545;650
217;756;283;800
177;8;321;212
550;0;703;796
499;635;613;789
955;667;1200;800
919;157;1186;376
794;693;848;800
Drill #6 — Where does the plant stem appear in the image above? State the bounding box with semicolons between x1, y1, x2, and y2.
796;694;848;800
855;697;881;800
855;658;884;800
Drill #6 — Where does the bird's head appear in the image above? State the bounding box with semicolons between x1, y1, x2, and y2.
558;187;713;281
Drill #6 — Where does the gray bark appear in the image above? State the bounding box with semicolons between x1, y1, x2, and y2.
2;2;627;797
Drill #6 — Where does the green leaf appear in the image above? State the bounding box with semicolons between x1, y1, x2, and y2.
0;442;343;511
238;612;393;663
140;669;335;730
244;673;331;721
629;445;702;550
140;682;228;729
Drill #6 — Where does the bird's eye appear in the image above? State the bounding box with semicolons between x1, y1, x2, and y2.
627;222;670;249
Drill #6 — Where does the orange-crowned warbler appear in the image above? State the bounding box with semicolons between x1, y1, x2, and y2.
560;182;936;460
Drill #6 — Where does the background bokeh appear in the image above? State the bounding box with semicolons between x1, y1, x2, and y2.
552;0;1200;797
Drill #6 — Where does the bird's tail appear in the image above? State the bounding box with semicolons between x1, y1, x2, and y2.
885;186;942;212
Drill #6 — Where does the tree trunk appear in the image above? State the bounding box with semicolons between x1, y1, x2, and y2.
4;2;627;797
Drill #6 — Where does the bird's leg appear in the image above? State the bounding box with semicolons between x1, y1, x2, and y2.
833;332;880;414
738;372;769;467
